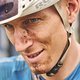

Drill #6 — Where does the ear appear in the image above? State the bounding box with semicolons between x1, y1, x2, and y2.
67;0;79;24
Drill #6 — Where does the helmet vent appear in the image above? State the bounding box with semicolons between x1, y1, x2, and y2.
29;0;31;1
22;5;25;8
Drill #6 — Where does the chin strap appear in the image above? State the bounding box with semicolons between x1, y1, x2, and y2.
46;32;71;76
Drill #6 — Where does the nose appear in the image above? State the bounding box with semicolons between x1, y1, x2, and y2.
14;29;33;52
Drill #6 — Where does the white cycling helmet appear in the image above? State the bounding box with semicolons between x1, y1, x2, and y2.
0;0;71;33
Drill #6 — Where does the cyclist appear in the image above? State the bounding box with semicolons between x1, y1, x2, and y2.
0;0;80;80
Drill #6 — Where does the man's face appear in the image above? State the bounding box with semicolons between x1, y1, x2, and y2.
3;7;67;74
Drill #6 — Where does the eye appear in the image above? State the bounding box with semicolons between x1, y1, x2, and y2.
3;23;14;32
29;18;41;23
23;18;41;25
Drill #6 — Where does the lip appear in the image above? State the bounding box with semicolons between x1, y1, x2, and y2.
25;49;45;63
27;49;44;58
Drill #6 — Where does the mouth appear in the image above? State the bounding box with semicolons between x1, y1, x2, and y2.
27;49;44;58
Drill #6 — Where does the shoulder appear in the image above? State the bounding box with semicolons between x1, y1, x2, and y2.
0;55;29;71
0;55;33;80
65;63;80;80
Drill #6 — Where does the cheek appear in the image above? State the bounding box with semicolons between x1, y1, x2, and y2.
34;26;53;45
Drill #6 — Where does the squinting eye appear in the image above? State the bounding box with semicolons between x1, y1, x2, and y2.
29;18;41;23
23;18;41;25
3;23;14;31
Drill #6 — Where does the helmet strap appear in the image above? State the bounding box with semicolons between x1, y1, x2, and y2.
46;32;71;76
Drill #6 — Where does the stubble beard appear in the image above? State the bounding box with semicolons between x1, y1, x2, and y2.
29;57;53;74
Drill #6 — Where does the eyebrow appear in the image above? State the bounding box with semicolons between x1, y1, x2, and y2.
26;11;46;18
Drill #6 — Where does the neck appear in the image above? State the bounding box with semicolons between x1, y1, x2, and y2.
41;35;80;80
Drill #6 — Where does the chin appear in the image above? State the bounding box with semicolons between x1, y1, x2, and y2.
27;56;54;74
31;68;48;74
30;64;51;74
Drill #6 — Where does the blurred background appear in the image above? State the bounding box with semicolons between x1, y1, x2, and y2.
0;26;18;57
0;11;80;58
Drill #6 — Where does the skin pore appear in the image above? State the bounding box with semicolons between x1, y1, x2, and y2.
2;0;80;80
